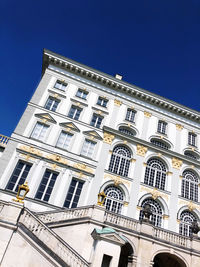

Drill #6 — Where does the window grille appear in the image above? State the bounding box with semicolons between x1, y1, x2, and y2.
125;108;136;122
181;170;198;202
54;80;67;91
184;151;197;160
151;139;169;150
119;127;134;136
56;131;73;150
31;122;49;141
188;132;196;146
63;179;84;208
68;105;82;120
90;114;103;128
139;198;163;227
6;161;32;192
144;158;167;190
76;89;88;100
44;97;59;112
97;97;108;107
157;121;167;134
179;211;196;237
104;186;124;214
108;145;131;177
35;170;58;202
81;139;96;157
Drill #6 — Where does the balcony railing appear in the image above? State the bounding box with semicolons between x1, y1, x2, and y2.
0;135;9;147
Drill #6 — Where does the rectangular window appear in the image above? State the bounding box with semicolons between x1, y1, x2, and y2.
31;122;49;141
101;255;112;267
125;108;136;122
68;105;82;120
81;139;96;157
188;132;196;146
63;179;84;208
97;97;108;107
54;80;67;91
56;131;73;150
90;114;103;128
44;97;59;112
6;161;32;192
76;89;88;100
157;120;167;134
35;170;58;202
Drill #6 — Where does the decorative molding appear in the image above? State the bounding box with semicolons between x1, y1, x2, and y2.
163;215;169;220
144;111;152;118
137;144;148;157
19;145;43;157
46;154;69;165
123;140;127;144
130;158;136;163
157;153;162;157
172;157;182;170
179;200;198;211
176;124;183;131
124;201;129;207
73;163;94;174
140;186;168;201
167;171;173;176
104;173;130;187
114;99;122;106
103;132;115;144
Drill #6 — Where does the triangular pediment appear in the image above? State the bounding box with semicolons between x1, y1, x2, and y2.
83;130;102;140
35;113;57;123
59;122;80;132
101;233;125;244
91;228;126;245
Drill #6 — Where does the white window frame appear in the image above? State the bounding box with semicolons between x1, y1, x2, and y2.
54;80;67;91
56;131;73;150
30;122;49;141
81;139;96;158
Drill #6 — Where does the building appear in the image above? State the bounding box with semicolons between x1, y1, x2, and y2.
0;49;200;266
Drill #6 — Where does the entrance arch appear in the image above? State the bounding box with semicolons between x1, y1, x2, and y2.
153;253;187;267
118;242;134;267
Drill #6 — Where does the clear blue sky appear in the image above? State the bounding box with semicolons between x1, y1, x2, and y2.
1;0;200;136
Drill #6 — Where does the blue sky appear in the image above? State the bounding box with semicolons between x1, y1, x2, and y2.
1;0;200;136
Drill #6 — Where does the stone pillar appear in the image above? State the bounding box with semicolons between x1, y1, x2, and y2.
141;111;152;140
174;124;183;153
109;99;122;128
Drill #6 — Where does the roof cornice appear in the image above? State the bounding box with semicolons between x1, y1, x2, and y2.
42;49;200;123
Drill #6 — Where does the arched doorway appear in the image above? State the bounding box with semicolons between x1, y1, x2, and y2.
153;253;186;267
118;242;133;267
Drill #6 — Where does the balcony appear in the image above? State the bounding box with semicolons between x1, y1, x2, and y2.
0;134;9;148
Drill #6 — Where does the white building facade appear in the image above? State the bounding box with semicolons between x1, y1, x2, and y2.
0;50;200;266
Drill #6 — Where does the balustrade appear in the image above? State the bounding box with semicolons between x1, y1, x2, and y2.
20;209;90;267
0;135;9;147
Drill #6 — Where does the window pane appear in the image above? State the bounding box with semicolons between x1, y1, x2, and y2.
63;179;84;208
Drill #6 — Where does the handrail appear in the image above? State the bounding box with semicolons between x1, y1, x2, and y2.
19;208;90;267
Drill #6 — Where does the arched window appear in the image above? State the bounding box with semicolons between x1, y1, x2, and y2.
104;186;124;214
179;210;197;236
150;139;169;150
119;127;135;136
144;158;167;190
181;170;198;202
108;145;131;177
184;151;197;160
139;198;163;227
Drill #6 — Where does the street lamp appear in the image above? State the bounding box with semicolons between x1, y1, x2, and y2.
13;181;29;204
97;191;106;206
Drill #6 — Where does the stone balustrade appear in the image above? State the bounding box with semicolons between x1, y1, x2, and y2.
19;209;90;267
0;135;9;147
153;227;190;248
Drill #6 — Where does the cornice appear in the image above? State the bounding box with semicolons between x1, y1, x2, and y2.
43;49;200;123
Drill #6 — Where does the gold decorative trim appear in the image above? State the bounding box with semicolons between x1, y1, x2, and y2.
130;158;136;163
73;163;94;174
143;162;147;166
123;140;128;144
157;153;162;157
19;145;43;157
179;175;183;179
114;99;122;106
137;206;142;210
176;124;183;131
177;219;181;223
167;171;173;175
163;215;169;220
140;186;168;201
104;173;130;187
137;144;148;157
179;200;197;211
172;157;182;170
103;132;115;144
46;154;69;165
144;111;152;118
124;201;129;207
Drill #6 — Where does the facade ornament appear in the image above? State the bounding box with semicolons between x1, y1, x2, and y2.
73;163;94;174
104;173;130;187
137;144;148;157
176;124;183;131
172;157;182;170
46;154;69;165
163;215;169;220
123;201;129;207
140;186;168;201
150;188;160;200
19;145;43;157
114;99;122;106
188;201;196;211
103;132;115;144
123;140;127;144
144;111;152;118
167;171;173;175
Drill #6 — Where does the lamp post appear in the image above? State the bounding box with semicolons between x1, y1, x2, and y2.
13;181;29;204
97;191;106;206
